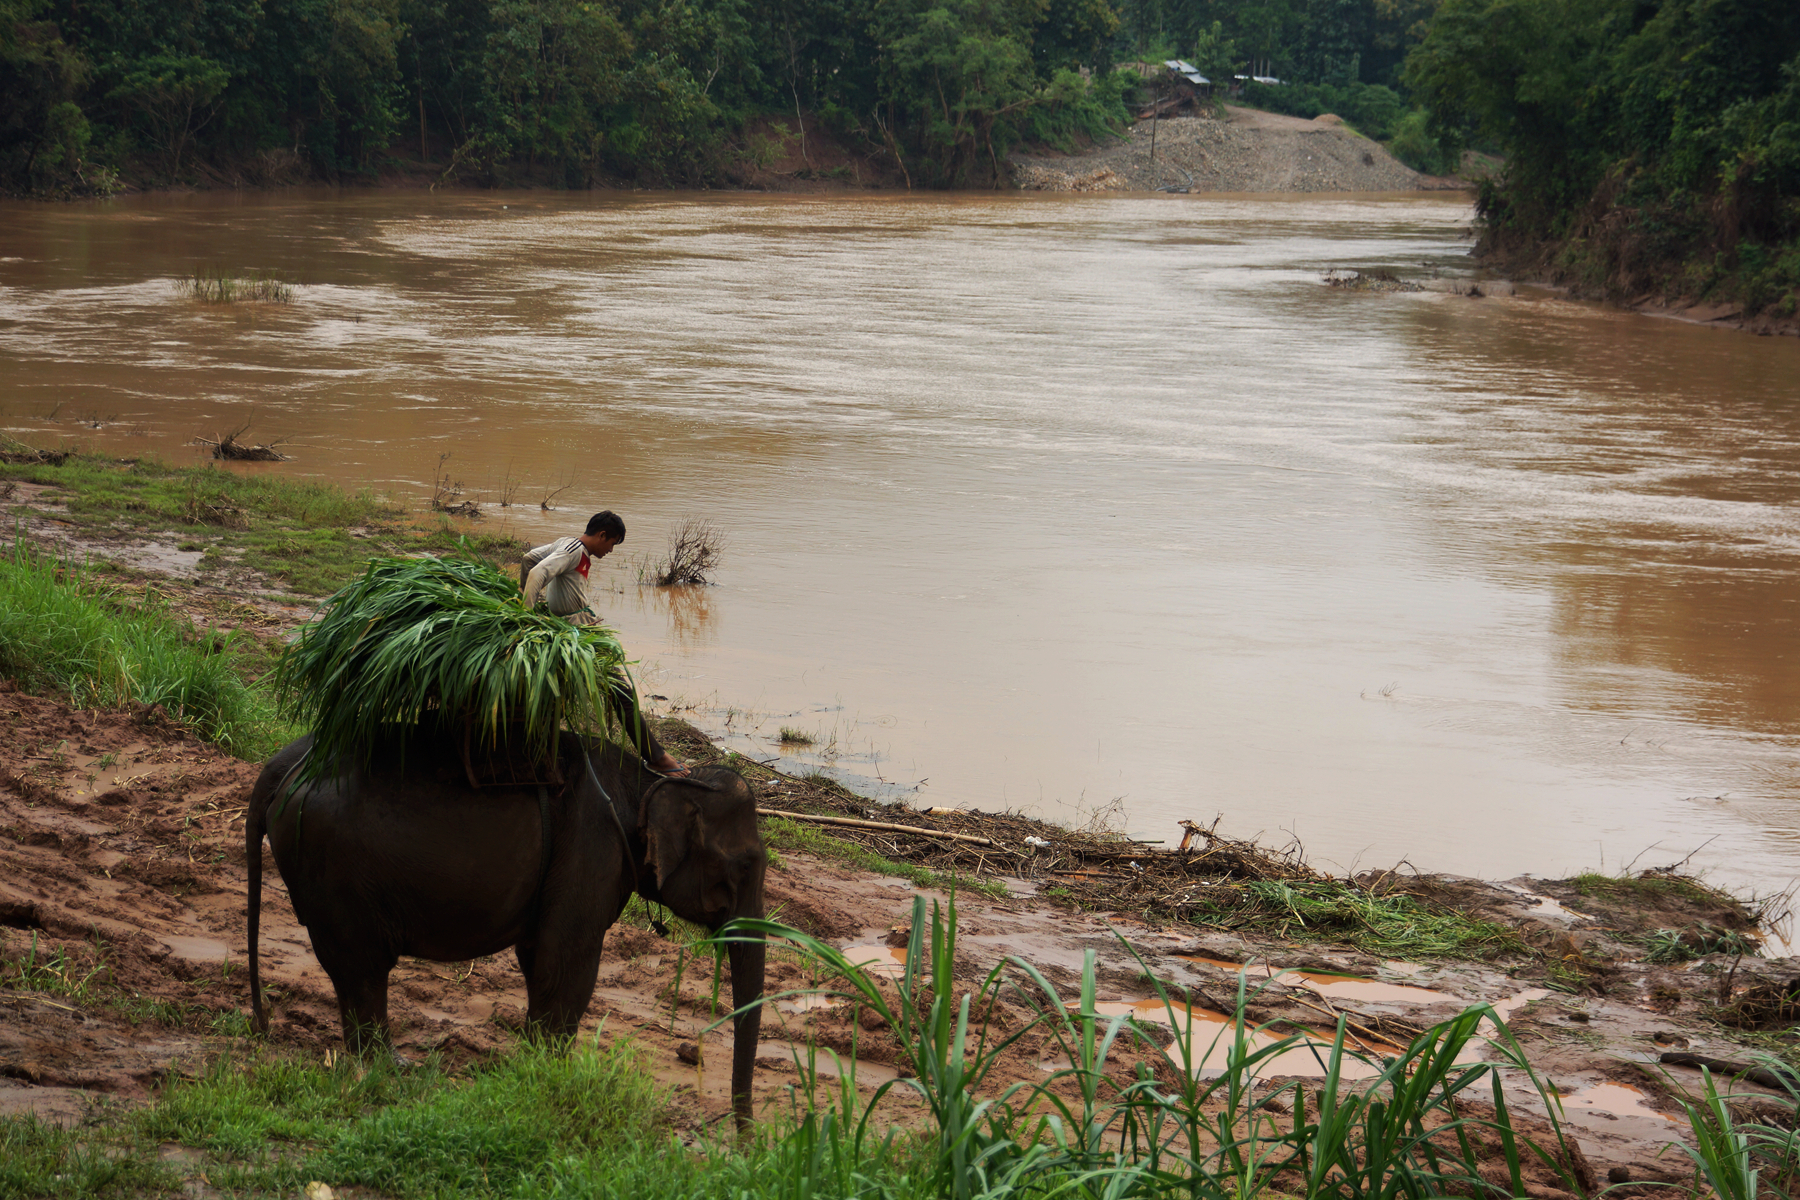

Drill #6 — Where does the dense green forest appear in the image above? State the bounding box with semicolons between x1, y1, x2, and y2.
0;0;1448;193
1409;0;1799;316
3;0;1794;316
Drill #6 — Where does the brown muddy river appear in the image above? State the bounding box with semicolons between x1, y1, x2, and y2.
4;189;1799;904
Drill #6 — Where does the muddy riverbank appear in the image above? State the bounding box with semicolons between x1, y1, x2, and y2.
2;507;1798;1187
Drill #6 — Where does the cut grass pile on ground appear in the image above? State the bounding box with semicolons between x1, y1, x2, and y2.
0;537;296;759
1573;870;1741;907
0;450;523;598
1202;878;1528;960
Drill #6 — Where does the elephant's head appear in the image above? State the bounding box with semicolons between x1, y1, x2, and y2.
641;768;767;1130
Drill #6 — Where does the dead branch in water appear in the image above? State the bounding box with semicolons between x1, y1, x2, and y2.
539;476;574;512
430;451;481;518
193;423;290;461
0;436;70;466
654;517;724;585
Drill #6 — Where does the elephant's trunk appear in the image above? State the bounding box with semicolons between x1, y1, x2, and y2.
727;931;765;1131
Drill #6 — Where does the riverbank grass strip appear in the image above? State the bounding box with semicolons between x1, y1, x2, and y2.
0;449;525;597
0;537;295;759
759;813;1011;900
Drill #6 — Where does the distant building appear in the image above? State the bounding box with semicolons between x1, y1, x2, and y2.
1164;60;1211;90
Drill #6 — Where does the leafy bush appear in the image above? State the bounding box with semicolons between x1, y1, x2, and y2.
1405;0;1800;313
1389;107;1461;174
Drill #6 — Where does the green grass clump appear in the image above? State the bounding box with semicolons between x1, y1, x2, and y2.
0;537;296;758
777;726;814;745
1645;926;1762;964
0;1115;177;1198
276;554;629;779
183;267;294;304
3;930;110;999
118;1038;709;1199
1572;870;1739;909
1198;879;1528;961
760;815;1009;901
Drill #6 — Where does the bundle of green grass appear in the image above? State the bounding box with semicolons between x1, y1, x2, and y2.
276;554;629;775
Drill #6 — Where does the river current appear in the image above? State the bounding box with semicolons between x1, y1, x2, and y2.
3;189;1798;904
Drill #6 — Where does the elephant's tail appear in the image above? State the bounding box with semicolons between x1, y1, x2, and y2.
246;745;309;1037
246;765;269;1035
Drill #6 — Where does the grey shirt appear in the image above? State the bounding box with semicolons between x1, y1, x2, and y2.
520;536;592;617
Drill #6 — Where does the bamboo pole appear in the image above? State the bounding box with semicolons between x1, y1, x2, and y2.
756;808;996;846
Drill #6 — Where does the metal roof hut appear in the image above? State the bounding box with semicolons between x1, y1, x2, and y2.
1138;60;1212;120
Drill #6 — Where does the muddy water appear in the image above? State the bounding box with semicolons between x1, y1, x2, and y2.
4;189;1800;901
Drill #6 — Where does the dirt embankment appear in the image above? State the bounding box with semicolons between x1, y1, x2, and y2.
1012;105;1463;194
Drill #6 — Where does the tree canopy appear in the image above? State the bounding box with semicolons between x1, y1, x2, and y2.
2;0;1465;191
1408;0;1800;313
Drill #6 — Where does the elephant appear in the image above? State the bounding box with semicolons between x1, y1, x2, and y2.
244;728;768;1128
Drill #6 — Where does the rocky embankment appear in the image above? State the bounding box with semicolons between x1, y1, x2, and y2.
1013;104;1459;194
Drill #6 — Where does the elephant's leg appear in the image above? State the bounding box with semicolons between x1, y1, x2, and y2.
520;933;604;1043
313;940;397;1055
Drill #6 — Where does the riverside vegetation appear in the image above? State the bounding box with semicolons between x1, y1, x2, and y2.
2;446;1799;1196
2;0;1474;196
1407;0;1800;320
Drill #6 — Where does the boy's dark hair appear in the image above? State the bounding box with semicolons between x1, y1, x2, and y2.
585;511;625;540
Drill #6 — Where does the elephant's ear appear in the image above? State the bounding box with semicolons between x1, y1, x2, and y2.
645;778;749;920
644;786;698;893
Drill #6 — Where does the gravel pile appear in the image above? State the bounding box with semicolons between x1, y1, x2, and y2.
1013;112;1432;193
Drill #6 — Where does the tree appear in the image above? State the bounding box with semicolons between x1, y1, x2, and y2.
0;0;95;192
107;53;230;176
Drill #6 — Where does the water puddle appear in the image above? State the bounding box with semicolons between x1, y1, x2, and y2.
1490;989;1550;1024
776;992;844;1015
1557;1081;1677;1126
163;936;229;962
1185;954;1252;972
756;1041;899;1086
1285;971;1456;1006
840;944;907;979
1497;883;1595;924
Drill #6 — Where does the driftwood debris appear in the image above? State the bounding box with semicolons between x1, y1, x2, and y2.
195;425;289;461
1660;1051;1800;1091
0;441;70;466
755;808;996;846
